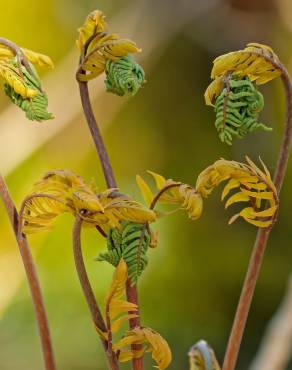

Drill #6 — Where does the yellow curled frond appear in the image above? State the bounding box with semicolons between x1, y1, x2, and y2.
205;43;281;105
95;190;156;231
195;157;278;228
211;43;281;83
114;327;172;370
136;171;203;220
21;170;156;234
188;340;221;370
77;10;141;82
76;10;107;50
0;60;38;98
78;32;140;81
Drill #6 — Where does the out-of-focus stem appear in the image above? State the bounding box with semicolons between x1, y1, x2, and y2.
0;175;56;370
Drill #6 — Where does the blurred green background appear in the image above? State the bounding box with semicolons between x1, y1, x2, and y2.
0;0;292;369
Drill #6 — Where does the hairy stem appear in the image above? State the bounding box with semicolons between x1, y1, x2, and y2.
0;175;56;370
222;62;292;370
77;79;144;370
72;216;119;370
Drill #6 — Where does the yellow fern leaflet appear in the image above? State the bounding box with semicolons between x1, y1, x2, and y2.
113;326;172;370
20;170;156;234
196;157;278;228
76;10;107;50
136;171;203;220
0;60;37;98
205;43;281;106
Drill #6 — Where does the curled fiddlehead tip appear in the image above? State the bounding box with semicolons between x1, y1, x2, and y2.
104;55;145;96
213;75;271;145
204;43;282;144
76;9;144;97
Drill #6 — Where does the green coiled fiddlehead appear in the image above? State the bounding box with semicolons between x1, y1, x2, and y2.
96;221;150;285
4;58;53;122
104;55;145;96
214;76;271;145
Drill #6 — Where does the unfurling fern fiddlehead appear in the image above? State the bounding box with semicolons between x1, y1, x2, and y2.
4;58;53;122
188;340;221;370
96;221;150;285
104;55;145;96
214;76;271;145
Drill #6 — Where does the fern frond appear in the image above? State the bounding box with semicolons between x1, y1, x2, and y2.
21;170;156;234
0;60;37;98
195;157;278;227
104;55;145;96
97;222;150;285
188;340;221;370
213;76;271;145
136;171;203;220
76;10;107;50
76;9;143;95
211;43;281;85
113;326;172;370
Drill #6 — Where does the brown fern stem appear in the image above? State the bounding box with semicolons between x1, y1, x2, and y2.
77;78;144;370
72;216;119;370
0;175;56;370
222;60;292;370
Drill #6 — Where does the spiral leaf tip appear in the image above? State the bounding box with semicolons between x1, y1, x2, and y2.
104;55;145;96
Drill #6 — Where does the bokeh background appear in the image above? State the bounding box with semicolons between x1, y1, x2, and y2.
0;0;291;369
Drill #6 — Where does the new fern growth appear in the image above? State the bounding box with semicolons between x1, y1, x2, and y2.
97;222;150;285
105;55;145;96
214;76;271;145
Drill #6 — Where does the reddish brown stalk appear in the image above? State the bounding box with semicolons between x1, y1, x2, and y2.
222;57;292;370
72;216;119;370
77;73;143;369
0;175;56;370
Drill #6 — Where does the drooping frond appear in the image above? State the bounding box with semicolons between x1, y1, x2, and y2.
188;340;221;370
76;9;145;96
211;43;281;86
213;76;271;145
21;170;156;234
136;171;203;220
195;157;278;228
4;59;53;122
97;222;150;285
113;326;172;370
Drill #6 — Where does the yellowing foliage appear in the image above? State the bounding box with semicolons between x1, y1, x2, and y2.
196;157;278;228
136;171;203;220
205;43;282;106
76;10;141;81
20;170;156;234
